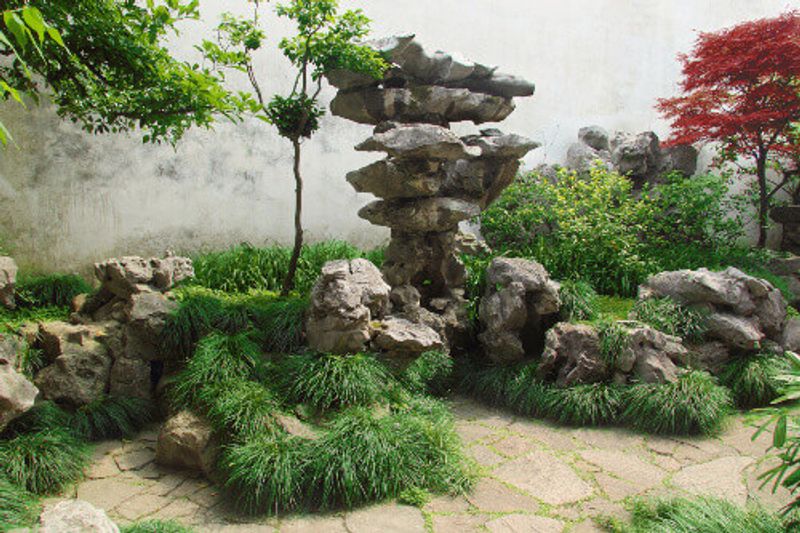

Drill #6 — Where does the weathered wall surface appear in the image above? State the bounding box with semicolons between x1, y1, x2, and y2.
0;0;789;271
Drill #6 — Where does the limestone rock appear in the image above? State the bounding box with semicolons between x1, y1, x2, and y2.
566;143;612;173
331;86;515;126
449;72;536;98
783;318;800;352
39;499;119;533
356;124;479;160
462;130;540;159
34;322;111;406
347;159;443;199
0;358;38;432
621;324;686;383
706;313;764;351
359;198;480;232
478;258;561;363
94;255;193;298
689;341;732;374
307;259;390;354
109;357;152;399
373;316;444;356
156;410;217;477
325;68;379;90
662;144;698;176
0;256;17;309
382;231;467;299
610;131;661;179
538;323;607;386
578;125;610;151
122;292;177;361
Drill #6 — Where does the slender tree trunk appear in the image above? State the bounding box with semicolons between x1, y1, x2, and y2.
281;139;304;296
756;149;769;248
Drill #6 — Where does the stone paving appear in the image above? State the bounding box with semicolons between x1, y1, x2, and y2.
57;396;792;532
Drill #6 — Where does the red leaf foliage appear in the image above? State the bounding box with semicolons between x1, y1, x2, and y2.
658;11;800;158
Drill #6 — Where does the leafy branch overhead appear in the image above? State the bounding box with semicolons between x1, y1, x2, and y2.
0;0;249;145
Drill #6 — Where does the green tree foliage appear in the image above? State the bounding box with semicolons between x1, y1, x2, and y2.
0;1;248;145
200;1;388;295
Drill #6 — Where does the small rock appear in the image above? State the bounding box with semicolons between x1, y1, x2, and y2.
538;323;607;386
39;499;119;533
156;410;217;477
373;316;444;356
579;125;610;151
0;358;38;432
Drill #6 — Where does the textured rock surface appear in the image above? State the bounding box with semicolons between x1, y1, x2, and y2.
621;324;686;383
479;258;561;363
39;499;120;533
323;36;537;356
373;316;444;356
94;254;193;299
538;323;606;386
306;259;390;354
0;256;17;309
640;267;787;352
156;410;217;477
0;356;38;432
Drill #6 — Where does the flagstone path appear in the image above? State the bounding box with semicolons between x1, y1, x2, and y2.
55;397;792;532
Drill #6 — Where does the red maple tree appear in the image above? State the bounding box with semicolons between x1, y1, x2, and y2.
658;10;800;247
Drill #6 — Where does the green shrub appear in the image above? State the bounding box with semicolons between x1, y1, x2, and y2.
559;279;599;322
200;380;280;440
273;352;391;413
542;383;623;426
0;429;89;494
719;351;789;409
621;371;732;435
0;478;40;530
218;433;309;515
15;273;93;308
1;401;73;438
631;297;708;342
121;520;195;533
170;332;261;408
398;486;432;507
622;496;785;533
191;240;382;295
400;350;454;396
72;396;154;441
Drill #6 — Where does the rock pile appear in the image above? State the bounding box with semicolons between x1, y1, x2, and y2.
565;126;698;186
26;254;192;407
316;35;539;356
639;267;789;369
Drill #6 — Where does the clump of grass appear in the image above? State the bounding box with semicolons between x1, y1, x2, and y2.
0;478;40;530
16;343;45;380
559;279;599;322
622;496;785;533
72;396;154;441
719;351;789;409
598;320;629;369
121;519;195;533
305;406;472;510
170;331;261;408
15;273;92;308
631;297;708;342
621;371;732;435
273;352;391;413
2;401;73;438
247;296;308;353
398;486;432;507
218;433;309;515
542;383;623;426
200;380;280;440
458;360;524;406
0;429;89;494
0;306;70;334
400;350;454;396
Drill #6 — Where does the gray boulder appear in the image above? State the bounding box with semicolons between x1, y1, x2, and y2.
566;143;612;173
373;316;444;357
94;254;193;299
0;256;17;309
39;499;119;533
783;318;800;352
0;357;38;432
306;259;390;354
689;341;732;374
538;323;607;386
619;323;686;384
347;159;444;199
156;410;217;477
108;357;152;399
706;313;764;351
610;131;661;179
578;126;610;151
478;258;561;363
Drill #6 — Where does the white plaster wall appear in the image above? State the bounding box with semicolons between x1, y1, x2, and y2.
0;0;793;271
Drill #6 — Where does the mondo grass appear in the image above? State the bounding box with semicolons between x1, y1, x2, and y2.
0;478;40;530
631;297;708;342
0;429;89;494
719;351;789;409
621;371;732;436
559;279;599;322
72;396;155;441
120;519;195;533
541;383;624;426
622;496;785;533
273;352;392;413
400;350;454;396
170;331;261;408
2;401;73;438
15;273;93;309
598;320;630;369
200;380;280;440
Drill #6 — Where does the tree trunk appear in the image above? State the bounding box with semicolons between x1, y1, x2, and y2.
281;139;304;296
756;150;769;248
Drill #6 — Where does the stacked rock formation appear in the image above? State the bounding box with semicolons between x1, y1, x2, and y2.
318;35;539;355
